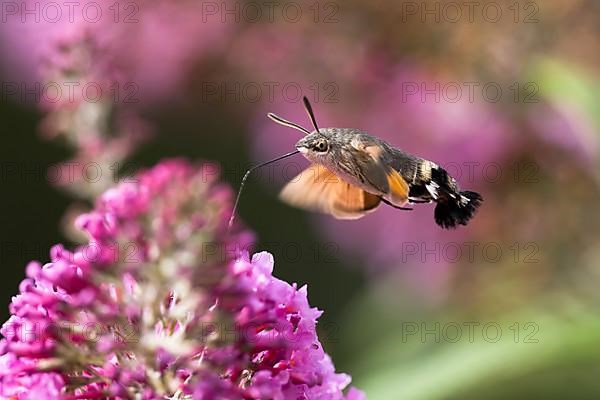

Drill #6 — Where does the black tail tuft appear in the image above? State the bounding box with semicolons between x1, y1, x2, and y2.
434;191;483;229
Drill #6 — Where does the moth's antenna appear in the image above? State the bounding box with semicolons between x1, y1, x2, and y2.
302;96;320;132
228;150;300;230
267;113;311;135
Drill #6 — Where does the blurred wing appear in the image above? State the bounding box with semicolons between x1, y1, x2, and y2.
279;164;381;219
386;168;410;206
351;136;410;207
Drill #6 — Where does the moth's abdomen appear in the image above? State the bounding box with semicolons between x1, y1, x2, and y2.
409;161;483;229
417;160;442;184
433;190;482;229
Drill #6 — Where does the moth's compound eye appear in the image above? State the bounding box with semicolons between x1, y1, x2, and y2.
314;139;329;152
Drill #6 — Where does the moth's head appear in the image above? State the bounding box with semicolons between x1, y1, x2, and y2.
296;132;331;157
268;96;337;163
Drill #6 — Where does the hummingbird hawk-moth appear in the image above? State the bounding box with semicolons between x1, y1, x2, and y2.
229;97;482;230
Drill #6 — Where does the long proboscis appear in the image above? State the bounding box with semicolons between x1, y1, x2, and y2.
228;150;301;230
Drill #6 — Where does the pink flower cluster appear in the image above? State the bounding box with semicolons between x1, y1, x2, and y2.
37;31;152;200
1;0;232;201
0;159;363;399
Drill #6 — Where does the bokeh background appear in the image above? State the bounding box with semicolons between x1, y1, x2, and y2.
1;0;600;398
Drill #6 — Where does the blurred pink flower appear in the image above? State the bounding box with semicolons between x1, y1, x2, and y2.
0;159;362;399
0;0;232;104
0;0;235;204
